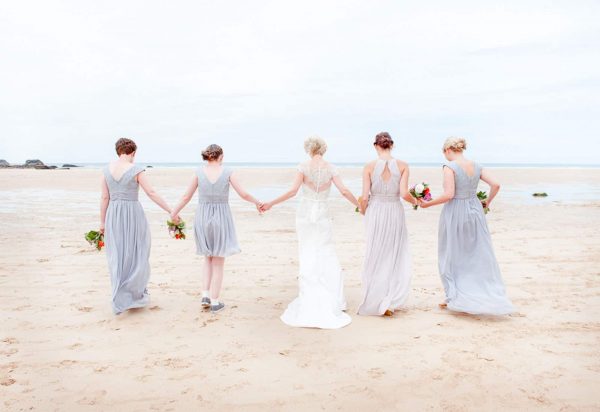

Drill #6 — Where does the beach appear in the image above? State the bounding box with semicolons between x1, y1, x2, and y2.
1;166;599;411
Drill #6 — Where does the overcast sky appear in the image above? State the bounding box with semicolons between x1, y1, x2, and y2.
1;0;599;164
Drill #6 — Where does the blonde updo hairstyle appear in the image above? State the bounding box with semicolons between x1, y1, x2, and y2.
202;144;224;161
304;136;327;156
443;137;467;152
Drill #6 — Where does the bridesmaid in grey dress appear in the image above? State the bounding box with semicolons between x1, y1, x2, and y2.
100;138;173;314
170;144;263;313
358;132;417;316
419;137;514;315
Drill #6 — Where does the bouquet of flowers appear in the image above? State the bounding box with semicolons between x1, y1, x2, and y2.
409;182;431;210
355;196;363;213
477;191;490;214
85;230;104;250
167;220;186;239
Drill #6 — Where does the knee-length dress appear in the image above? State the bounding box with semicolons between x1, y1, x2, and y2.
438;161;514;315
103;165;151;315
194;167;241;257
358;159;412;316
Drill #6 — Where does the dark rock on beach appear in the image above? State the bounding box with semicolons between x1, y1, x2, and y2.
24;159;46;168
0;159;9;168
62;164;80;168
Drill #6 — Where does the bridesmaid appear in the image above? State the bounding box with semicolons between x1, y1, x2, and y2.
100;138;173;314
358;132;416;316
170;144;262;313
419;137;514;315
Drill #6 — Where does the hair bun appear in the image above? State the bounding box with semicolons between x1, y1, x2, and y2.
374;132;394;149
442;137;467;152
202;144;224;161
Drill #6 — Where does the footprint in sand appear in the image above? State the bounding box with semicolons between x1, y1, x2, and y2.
368;368;386;379
1;378;16;386
37;258;50;263
78;306;93;312
69;343;82;350
2;337;18;345
77;390;107;405
149;306;161;311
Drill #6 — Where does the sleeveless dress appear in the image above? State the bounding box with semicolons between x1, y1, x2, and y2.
438;161;514;315
280;162;351;329
103;164;151;315
358;159;412;316
194;167;241;257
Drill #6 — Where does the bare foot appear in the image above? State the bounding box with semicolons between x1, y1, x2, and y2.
383;309;394;317
438;302;448;309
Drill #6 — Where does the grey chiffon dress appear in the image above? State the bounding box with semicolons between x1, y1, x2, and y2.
358;159;412;315
103;164;151;315
194;167;241;257
438;161;514;315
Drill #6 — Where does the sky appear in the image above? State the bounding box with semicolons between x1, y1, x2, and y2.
1;0;599;164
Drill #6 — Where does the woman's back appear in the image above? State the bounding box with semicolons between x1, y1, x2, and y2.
369;159;402;197
445;160;480;199
298;160;337;200
104;164;143;201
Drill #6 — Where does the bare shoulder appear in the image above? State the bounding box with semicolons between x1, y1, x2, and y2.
395;159;409;171
364;160;377;171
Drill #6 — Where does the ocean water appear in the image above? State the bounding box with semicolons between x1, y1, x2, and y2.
47;161;600;169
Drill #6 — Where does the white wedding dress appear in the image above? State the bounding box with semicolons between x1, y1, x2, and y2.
280;161;352;329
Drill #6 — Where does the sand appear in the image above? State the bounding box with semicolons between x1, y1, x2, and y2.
1;166;599;411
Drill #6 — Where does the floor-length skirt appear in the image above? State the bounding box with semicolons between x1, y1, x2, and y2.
358;199;411;315
105;200;151;314
438;198;514;315
281;199;351;329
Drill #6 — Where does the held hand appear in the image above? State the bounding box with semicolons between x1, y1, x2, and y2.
255;202;264;214
419;199;431;208
260;202;273;213
170;213;181;224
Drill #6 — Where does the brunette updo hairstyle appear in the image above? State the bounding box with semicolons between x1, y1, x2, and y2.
202;144;224;161
374;132;394;149
115;138;137;155
442;137;467;152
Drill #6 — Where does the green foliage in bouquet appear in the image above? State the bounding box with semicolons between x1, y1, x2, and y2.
477;191;490;214
85;230;104;250
167;220;186;239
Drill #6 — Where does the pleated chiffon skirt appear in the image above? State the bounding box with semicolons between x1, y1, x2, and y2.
438;197;514;315
194;202;241;257
358;198;411;315
105;200;151;314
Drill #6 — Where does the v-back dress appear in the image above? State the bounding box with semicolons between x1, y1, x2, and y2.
194;166;241;257
438;161;514;315
280;161;351;329
358;159;412;316
103;164;151;315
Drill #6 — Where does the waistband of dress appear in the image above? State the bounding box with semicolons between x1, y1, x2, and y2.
453;193;476;199
198;199;229;204
370;194;400;202
110;198;139;202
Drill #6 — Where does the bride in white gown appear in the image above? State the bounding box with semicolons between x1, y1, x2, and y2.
262;137;359;329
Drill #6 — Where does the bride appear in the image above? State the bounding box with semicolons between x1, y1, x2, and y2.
261;137;359;329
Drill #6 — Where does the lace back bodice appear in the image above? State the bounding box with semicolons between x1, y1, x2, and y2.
298;161;338;200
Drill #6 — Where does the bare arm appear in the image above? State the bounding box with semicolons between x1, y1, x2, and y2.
420;166;455;208
332;174;359;207
170;175;198;221
480;168;500;206
360;164;372;215
137;172;172;214
99;176;110;233
229;172;262;208
399;163;417;205
262;172;304;210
